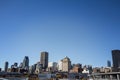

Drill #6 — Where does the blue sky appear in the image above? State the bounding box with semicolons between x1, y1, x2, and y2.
0;0;120;69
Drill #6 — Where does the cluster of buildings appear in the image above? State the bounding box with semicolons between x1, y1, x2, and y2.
0;56;29;73
1;49;120;75
88;50;120;74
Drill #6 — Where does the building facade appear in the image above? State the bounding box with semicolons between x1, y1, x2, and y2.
22;56;29;70
4;61;8;72
70;64;82;73
107;60;111;67
48;62;57;72
35;62;43;74
61;56;71;72
112;50;120;71
57;60;63;71
40;52;48;69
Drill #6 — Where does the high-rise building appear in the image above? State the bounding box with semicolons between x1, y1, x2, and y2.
112;50;120;68
58;60;63;71
57;57;72;72
4;61;8;72
29;65;34;74
22;56;29;70
40;52;48;69
33;64;37;73
112;50;120;71
61;56;71;72
107;60;111;67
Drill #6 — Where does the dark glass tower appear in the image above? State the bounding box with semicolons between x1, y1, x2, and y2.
22;56;29;70
40;52;48;69
0;68;1;72
4;61;8;72
107;60;111;67
112;50;120;68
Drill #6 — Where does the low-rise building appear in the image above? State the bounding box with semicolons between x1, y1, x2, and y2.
48;62;57;72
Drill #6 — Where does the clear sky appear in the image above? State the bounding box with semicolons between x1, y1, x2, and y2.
0;0;120;69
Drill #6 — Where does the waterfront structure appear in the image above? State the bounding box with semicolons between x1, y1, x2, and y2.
92;72;120;80
40;52;48;69
22;56;29;70
112;50;120;71
4;61;8;72
61;56;71;72
93;67;111;73
107;60;111;67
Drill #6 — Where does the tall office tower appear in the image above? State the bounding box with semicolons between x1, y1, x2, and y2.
107;60;111;67
112;50;120;67
22;56;29;70
112;50;120;71
40;52;48;69
4;61;8;72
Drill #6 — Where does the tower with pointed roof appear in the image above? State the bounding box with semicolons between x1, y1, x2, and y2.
61;56;71;72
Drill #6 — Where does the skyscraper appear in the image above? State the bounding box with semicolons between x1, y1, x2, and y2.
22;56;29;70
4;61;8;72
112;50;120;71
61;56;71;72
40;52;48;69
107;60;111;67
112;50;120;67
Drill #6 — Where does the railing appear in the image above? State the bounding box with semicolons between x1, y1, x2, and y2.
93;79;117;80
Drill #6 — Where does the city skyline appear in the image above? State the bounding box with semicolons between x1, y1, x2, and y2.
0;50;117;69
0;0;120;69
